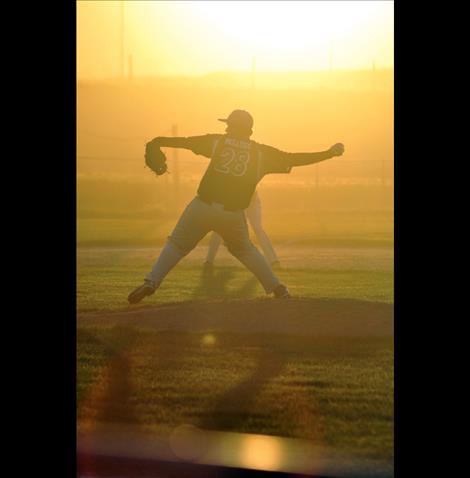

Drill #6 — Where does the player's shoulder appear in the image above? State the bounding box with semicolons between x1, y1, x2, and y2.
203;133;223;140
251;140;285;158
251;139;279;150
188;133;222;143
187;133;223;157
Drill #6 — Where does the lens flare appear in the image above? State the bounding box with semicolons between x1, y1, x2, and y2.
240;434;283;471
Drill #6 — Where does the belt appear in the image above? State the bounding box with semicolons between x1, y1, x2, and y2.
197;195;240;212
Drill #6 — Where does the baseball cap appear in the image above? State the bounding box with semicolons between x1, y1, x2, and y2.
218;109;254;130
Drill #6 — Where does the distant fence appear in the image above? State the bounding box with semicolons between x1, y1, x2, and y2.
78;126;393;189
77;154;394;187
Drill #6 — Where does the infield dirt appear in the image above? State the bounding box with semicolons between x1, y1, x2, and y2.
78;297;393;337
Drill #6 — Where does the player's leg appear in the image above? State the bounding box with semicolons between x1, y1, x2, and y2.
215;210;289;298
246;194;280;267
128;197;212;303
146;197;213;285
205;232;223;265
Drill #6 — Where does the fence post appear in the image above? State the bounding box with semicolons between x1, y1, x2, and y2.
171;124;180;210
128;54;133;84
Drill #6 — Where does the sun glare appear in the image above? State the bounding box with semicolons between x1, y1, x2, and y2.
78;1;393;78
189;1;380;51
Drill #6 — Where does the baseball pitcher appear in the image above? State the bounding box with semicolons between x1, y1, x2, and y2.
128;109;344;304
205;190;280;268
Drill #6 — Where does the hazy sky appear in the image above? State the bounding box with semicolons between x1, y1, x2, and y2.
77;1;394;80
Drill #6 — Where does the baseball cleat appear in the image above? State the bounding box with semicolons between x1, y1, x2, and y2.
128;280;157;304
273;284;291;299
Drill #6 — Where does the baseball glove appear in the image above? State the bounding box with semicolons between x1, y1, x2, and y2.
145;141;168;176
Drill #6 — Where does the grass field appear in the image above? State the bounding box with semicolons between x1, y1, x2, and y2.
77;244;393;473
77;245;392;311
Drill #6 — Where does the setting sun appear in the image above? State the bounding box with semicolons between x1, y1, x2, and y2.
188;1;382;49
77;1;393;79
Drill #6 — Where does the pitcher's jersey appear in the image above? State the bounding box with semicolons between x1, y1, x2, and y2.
188;134;292;210
198;136;261;210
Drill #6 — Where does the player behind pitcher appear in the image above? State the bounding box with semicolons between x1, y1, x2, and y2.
204;190;280;269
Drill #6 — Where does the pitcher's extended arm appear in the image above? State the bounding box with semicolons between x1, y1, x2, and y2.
148;135;220;159
150;136;194;149
286;143;345;167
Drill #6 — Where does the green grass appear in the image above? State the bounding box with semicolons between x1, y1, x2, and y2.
77;245;393;464
77;246;393;311
77;327;393;461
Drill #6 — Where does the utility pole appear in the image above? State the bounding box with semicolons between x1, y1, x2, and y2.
372;59;376;91
251;56;256;91
381;158;385;188
329;42;333;72
120;1;125;80
328;35;333;85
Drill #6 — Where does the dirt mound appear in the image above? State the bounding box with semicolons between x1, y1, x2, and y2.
78;298;393;337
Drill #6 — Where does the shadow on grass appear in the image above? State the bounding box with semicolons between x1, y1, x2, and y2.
77;329;329;446
78;327;142;427
191;265;235;299
191;265;259;300
78;330;289;437
196;347;285;432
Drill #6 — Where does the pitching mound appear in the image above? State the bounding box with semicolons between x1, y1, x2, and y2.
78;298;393;337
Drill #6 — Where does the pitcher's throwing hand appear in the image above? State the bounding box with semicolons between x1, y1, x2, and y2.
329;143;345;157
